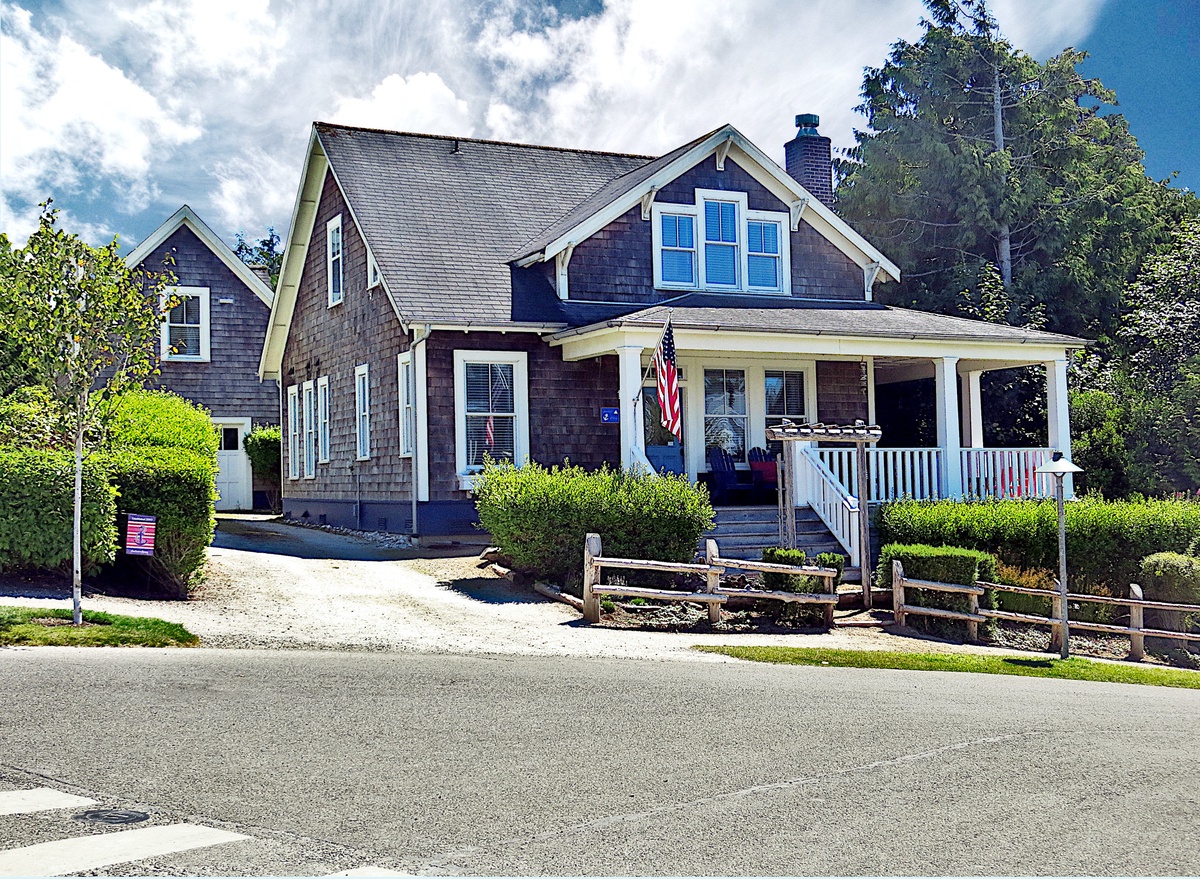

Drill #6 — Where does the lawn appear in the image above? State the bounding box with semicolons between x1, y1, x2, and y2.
697;645;1200;690
0;606;199;647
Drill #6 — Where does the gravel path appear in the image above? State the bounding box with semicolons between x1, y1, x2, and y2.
0;515;1044;662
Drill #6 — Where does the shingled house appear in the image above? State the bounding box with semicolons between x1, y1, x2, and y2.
128;206;279;511
259;117;1084;566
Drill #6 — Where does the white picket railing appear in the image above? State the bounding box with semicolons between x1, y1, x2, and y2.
796;447;859;567
817;448;944;502
960;447;1054;499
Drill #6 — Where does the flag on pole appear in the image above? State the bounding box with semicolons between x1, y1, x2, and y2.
654;318;682;440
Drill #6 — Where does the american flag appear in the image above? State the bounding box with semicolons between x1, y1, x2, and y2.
486;415;495;447
654;319;682;440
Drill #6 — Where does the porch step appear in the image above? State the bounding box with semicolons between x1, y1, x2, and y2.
703;506;846;562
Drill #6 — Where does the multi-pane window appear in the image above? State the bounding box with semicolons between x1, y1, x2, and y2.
397;353;414;456
316;376;330;464
704;368;747;462
286;386;300;479
703;200;739;287
464;362;515;469
327;215;344;306
218;427;241;452
748;220;782;289
303;381;316;477
765;369;806;454
161;286;210;361
354;364;370;460
659;214;696;285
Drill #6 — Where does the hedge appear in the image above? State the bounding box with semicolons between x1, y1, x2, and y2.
474;460;714;584
243;425;281;510
0;449;117;573
761;547;845;627
105;390;217;458
877;543;998;640
878;497;1200;595
99;447;217;599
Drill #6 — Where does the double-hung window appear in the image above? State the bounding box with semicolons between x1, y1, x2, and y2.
316;376;330;464
327;215;344;306
765;369;806;454
652;190;789;294
454;351;529;485
354;364;370;460
286;385;300;479
397;352;414;457
160;286;211;361
302;380;316;478
704;368;748;462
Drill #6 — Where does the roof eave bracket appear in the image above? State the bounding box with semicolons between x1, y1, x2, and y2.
790;197;810;231
640;187;658;221
555;242;576;301
715;137;733;172
864;261;882;302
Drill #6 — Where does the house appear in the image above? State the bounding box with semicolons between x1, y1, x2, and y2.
127;205;280;511
258;116;1085;567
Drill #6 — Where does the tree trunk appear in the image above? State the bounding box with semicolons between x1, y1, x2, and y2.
72;404;84;626
992;57;1013;289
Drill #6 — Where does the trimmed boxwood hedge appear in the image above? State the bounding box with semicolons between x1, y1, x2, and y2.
105;390;217;457
878;497;1200;595
474;460;714;585
0;449;117;573
877;543;999;640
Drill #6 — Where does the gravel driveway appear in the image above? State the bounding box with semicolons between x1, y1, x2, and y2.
1;515;1032;661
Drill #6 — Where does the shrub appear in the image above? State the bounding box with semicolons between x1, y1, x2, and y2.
243;425;282;510
760;547;840;628
1138;552;1200;641
104;390;217;458
474;460;714;585
0;386;76;449
99;447;217;598
0;449;116;573
993;563;1056;617
877;543;998;640
878;497;1200;595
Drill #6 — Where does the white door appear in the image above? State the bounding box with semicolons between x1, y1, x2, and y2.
213;419;253;511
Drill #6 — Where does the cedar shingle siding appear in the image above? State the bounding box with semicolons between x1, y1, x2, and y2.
816;361;869;424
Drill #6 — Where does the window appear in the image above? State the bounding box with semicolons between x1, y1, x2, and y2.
765;369;806;454
453;351;529;482
651;190;789;294
327;215;344;306
704;368;747;462
303;380;316;478
316;376;330;464
218;427;241;452
160;286;211;361
354;364;370;460
287;385;300;479
368;254;381;288
397;352;414;457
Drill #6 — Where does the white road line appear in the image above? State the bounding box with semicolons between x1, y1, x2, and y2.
326;869;411;877
0;787;96;816
0;822;250;877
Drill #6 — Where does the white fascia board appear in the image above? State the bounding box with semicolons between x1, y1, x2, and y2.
424;322;566;333
553;324;1074;364
126;205;276;307
260;128;327;380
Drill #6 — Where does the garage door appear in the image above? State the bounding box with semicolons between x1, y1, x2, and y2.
213;420;253;511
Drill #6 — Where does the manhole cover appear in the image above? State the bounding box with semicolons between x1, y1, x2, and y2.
73;809;150;825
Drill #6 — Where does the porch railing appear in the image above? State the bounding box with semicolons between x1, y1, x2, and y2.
960;447;1054;499
796;447;859;567
816;447;1055;501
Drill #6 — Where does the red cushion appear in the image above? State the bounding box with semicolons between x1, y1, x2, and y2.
749;460;777;483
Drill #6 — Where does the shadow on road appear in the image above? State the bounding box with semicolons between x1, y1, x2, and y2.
215;516;486;563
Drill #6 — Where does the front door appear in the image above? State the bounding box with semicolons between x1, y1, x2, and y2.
213;420;253;511
643;384;685;474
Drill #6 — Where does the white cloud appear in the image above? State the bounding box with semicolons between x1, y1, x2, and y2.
992;0;1109;57
0;3;201;242
209;147;300;238
329;72;474;137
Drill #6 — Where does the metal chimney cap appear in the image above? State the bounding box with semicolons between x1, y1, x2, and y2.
795;113;820;133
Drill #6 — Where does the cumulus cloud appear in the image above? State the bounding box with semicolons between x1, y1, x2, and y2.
329;72;474;136
209;147;300;239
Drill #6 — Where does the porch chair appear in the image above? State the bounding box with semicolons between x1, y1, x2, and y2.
706;447;754;505
747;447;778;502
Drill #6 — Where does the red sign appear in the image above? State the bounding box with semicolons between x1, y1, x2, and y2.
126;514;156;556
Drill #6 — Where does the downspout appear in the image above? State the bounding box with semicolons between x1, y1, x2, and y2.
410;325;431;542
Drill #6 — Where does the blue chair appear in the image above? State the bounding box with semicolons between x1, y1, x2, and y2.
706;447;753;505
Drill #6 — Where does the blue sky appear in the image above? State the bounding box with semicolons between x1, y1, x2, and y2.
1;0;1195;251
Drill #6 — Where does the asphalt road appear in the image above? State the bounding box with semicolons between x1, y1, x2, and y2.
2;647;1198;876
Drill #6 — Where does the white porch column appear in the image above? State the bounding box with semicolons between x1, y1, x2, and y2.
960;370;985;449
616;346;645;469
1045;359;1074;498
934;356;963;499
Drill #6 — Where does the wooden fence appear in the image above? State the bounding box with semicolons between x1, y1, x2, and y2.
582;534;839;625
892;560;1198;661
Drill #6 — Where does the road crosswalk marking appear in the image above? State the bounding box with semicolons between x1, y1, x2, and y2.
0;787;96;816
0;822;250;877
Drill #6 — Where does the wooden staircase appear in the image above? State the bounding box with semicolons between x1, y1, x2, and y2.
702;505;846;562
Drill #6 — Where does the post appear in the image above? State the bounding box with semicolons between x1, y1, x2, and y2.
823;567;836;629
616;346;645;470
960;370;985;449
1049;586;1063;654
933;356;963;499
1055;576;1069;660
583;532;602;623
1045;359;1074;499
776;453;786;547
856;440;872;607
704;538;721;624
1055;475;1069;659
967;590;979;642
784;442;798;550
1129;583;1144;662
892;560;906;626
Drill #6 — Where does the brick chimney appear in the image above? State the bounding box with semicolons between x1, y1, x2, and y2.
784;113;833;204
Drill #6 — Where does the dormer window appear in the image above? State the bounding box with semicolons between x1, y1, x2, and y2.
651;189;789;294
327;214;344;307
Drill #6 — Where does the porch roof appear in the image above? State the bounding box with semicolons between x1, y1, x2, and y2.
548;294;1088;348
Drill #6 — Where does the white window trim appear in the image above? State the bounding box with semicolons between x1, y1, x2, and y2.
354;363;371;461
367;253;381;289
286;385;300;480
316;376;330;464
327;214;344;307
160;285;211;362
302;380;316;479
453;350;530;490
651;190;790;295
397;352;413;458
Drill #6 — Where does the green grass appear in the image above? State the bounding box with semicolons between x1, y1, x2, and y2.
696;646;1200;690
0;606;199;647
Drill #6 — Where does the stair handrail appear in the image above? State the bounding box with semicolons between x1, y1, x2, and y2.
628;444;660;478
795;445;859;567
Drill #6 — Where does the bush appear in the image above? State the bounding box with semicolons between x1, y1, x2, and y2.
99;447;217;598
1138;552;1200;641
877;543;998;640
0;449;116;573
244;425;282;510
760;547;842;628
878;497;1200;595
104;390;217;458
474;460;714;584
993;563;1056;617
0;387;76;449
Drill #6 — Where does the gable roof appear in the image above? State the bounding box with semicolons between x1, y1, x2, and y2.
126;205;275;307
